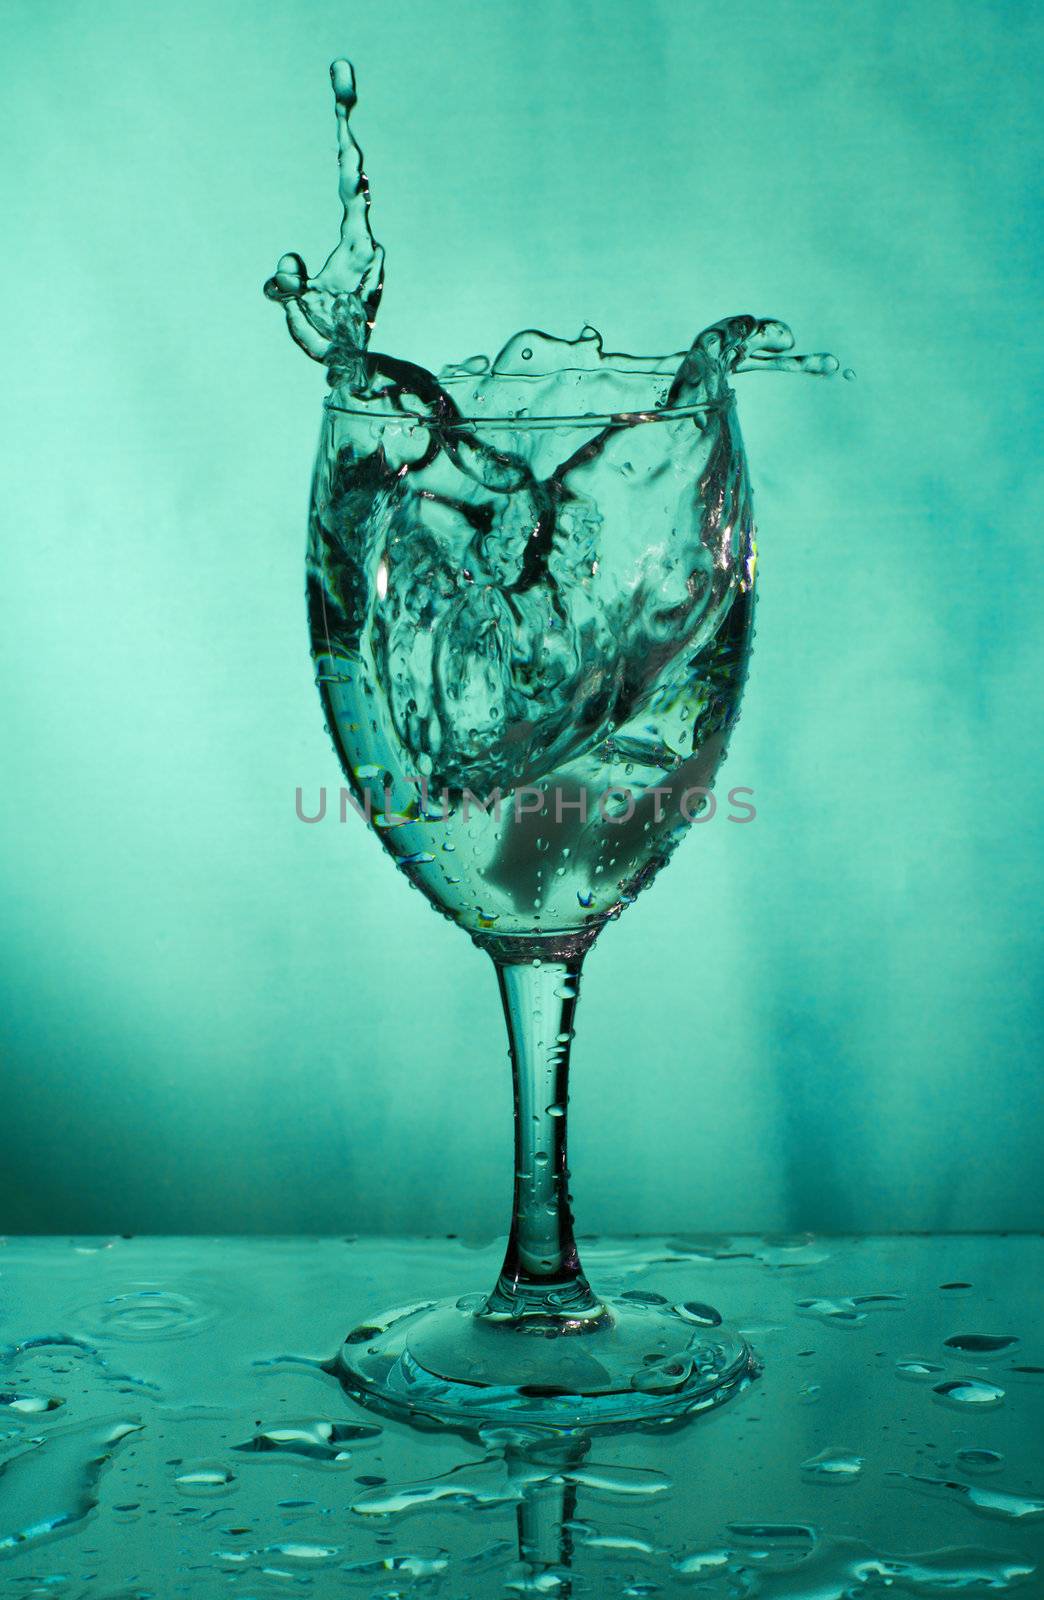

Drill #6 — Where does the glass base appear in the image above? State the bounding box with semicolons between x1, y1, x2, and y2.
335;1294;757;1430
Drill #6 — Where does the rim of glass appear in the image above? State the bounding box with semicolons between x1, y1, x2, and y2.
322;391;735;431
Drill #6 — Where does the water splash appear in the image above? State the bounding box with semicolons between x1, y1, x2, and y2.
264;59;384;377
265;62;837;410
265;61;842;941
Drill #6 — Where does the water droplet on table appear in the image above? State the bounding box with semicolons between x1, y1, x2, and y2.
943;1332;1019;1354
932;1377;1005;1409
800;1447;864;1482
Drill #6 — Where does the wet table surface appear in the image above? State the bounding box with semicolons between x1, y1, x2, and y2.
0;1234;1041;1597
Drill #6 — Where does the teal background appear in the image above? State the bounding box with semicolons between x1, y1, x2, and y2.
1;1;1041;1235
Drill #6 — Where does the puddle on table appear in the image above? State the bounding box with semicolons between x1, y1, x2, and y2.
0;1234;1040;1595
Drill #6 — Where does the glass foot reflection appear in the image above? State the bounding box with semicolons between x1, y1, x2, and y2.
337;1295;757;1428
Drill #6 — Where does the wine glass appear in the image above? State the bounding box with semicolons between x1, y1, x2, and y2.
264;57;833;1428
307;362;759;1427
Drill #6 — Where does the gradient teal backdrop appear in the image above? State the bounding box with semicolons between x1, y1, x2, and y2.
2;0;1041;1234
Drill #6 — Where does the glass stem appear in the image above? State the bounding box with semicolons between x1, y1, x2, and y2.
483;953;600;1319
